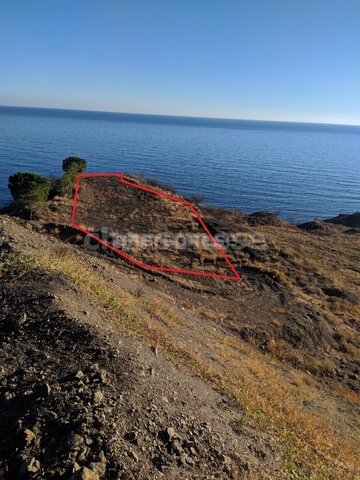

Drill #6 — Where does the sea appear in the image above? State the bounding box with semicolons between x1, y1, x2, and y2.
1;105;359;222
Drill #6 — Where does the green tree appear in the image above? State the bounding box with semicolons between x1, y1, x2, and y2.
59;156;87;197
62;156;87;175
8;172;51;206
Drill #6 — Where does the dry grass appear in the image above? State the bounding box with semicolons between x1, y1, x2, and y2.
265;338;338;377
53;244;71;257
331;386;360;406
7;251;360;480
240;225;360;370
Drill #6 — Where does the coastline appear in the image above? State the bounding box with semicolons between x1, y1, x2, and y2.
0;174;359;478
1;107;360;222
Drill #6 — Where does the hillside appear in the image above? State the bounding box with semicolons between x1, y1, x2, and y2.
324;212;360;229
0;175;359;480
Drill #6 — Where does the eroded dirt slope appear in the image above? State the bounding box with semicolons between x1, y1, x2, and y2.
72;175;236;277
1;175;359;479
0;218;284;480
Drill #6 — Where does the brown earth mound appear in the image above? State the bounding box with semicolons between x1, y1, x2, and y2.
297;220;327;231
325;212;360;228
73;175;237;279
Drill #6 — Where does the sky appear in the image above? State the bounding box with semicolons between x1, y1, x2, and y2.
0;0;359;124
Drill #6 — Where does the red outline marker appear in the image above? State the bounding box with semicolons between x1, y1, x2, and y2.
71;173;240;281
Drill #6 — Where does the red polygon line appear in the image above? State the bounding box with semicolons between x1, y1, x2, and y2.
78;173;124;178
74;224;238;280
118;176;241;279
188;204;240;279
72;224;149;269
120;176;191;206
71;173;240;281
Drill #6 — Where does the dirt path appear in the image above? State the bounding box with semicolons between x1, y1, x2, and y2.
1;205;359;480
0;216;284;479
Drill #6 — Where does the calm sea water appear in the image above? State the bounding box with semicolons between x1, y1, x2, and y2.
1;106;359;222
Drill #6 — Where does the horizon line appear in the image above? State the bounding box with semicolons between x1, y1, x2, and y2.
1;103;360;128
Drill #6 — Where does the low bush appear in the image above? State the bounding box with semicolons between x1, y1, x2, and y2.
62;156;87;174
8;172;51;206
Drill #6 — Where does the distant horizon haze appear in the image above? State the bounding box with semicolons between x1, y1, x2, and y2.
1;104;360;128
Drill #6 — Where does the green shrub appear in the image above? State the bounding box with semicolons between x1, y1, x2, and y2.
59;157;87;197
58;174;76;197
8;172;51;206
62;157;87;174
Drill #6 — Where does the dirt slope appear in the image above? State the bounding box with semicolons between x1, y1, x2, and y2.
72;175;236;277
0;217;283;479
1;176;360;479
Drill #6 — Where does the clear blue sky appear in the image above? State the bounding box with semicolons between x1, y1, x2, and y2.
1;0;359;124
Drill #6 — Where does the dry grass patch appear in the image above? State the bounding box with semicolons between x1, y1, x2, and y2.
6;251;360;480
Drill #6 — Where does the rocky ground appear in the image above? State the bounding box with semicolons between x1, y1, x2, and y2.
0;178;359;479
0;218;283;480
